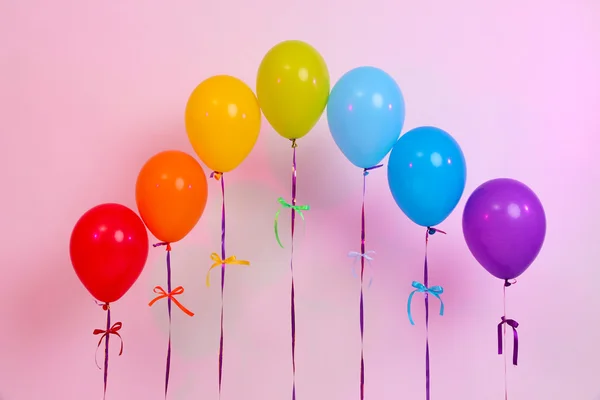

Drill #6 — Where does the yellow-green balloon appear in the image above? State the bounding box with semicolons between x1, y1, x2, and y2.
256;40;330;140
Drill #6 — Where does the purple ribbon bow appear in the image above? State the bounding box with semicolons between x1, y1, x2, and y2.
498;316;519;366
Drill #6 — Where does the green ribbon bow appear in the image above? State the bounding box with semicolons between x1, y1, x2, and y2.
274;197;310;248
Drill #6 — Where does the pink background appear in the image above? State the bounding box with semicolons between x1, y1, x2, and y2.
2;0;599;399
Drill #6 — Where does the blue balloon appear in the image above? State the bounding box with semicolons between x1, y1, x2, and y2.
327;66;405;169
387;126;467;227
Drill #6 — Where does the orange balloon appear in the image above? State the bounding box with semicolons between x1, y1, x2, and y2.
135;150;208;243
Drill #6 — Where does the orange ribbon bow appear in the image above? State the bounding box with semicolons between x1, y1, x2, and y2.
148;286;195;317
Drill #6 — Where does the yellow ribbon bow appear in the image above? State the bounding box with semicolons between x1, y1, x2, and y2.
206;252;250;287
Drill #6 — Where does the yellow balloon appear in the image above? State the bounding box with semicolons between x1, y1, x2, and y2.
256;40;330;140
185;75;261;173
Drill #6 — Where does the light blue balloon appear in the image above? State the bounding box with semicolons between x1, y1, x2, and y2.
387;126;467;227
327;66;405;169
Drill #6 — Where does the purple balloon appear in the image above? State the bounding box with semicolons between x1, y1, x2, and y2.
462;178;546;280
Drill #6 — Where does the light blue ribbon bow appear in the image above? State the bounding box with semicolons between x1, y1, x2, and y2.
348;251;375;287
407;281;445;325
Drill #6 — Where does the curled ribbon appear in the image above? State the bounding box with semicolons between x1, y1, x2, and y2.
95;300;110;311
427;226;447;239
93;322;124;369
498;316;519;366
210;171;223;180
153;242;172;251
407;281;445;325
274;197;310;248
148;286;195;317
348;251;375;287
206;252;250;287
363;164;383;176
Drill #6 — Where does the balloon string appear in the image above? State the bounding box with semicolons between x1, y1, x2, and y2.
208;171;250;398
499;279;519;400
360;172;366;400
165;248;172;399
424;230;431;400
92;303;124;400
151;242;173;399
290;140;297;400
218;172;226;398
101;306;111;400
104;307;110;399
503;284;508;400
149;243;195;399
423;227;446;400
359;171;367;399
357;164;381;400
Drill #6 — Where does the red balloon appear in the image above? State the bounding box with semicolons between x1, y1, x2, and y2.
70;203;149;304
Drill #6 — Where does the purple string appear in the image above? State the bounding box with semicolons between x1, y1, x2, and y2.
358;164;382;399
218;173;226;397
499;280;519;399
422;227;445;400
93;302;123;400
424;230;431;400
103;307;111;400
290;140;298;400
153;242;172;399
360;174;366;400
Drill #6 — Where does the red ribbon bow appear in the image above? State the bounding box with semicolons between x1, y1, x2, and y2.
93;322;124;368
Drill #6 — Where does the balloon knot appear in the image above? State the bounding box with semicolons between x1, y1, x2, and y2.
504;279;517;287
363;164;384;176
427;227;447;236
291;139;298;148
95;300;110;310
153;242;171;251
210;171;222;181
